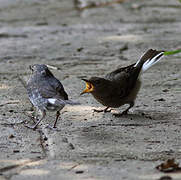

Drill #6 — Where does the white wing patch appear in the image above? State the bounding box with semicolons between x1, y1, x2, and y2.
48;98;80;106
48;98;57;104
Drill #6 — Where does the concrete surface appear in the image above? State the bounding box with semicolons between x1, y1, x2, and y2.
0;0;181;179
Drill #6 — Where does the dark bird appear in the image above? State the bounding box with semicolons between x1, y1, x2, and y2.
26;64;79;130
80;49;165;116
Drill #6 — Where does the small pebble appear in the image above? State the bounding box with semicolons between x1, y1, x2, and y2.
62;137;68;143
13;150;20;153
77;47;84;52
162;89;169;92
69;143;75;150
9;134;15;139
154;98;166;102
75;170;84;174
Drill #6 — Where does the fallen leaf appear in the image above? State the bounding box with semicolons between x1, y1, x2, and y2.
156;159;181;173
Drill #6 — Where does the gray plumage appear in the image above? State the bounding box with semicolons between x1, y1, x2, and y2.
26;64;78;129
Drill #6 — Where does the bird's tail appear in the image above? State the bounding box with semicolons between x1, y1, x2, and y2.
134;49;164;73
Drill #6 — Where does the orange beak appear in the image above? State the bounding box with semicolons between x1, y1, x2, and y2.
80;79;94;95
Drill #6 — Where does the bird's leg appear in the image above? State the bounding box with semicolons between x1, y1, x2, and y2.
53;111;60;128
25;110;46;130
45;111;61;131
114;102;134;117
93;107;111;113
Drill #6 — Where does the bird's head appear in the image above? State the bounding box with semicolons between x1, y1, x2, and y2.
29;64;53;76
80;77;110;95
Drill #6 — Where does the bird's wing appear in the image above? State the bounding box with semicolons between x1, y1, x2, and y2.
105;63;135;81
40;77;68;100
105;63;139;98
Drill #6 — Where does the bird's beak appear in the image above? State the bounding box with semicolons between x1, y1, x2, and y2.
29;65;33;71
80;79;94;95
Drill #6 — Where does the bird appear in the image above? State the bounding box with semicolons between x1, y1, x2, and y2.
80;49;165;116
26;64;79;130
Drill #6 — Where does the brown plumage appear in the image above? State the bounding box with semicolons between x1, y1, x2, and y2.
81;49;165;116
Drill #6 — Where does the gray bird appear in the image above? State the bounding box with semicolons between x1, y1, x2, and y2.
80;49;165;116
26;64;79;130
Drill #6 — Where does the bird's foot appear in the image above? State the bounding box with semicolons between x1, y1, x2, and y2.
45;124;61;131
93;107;111;113
93;109;104;113
24;112;37;123
113;110;128;117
